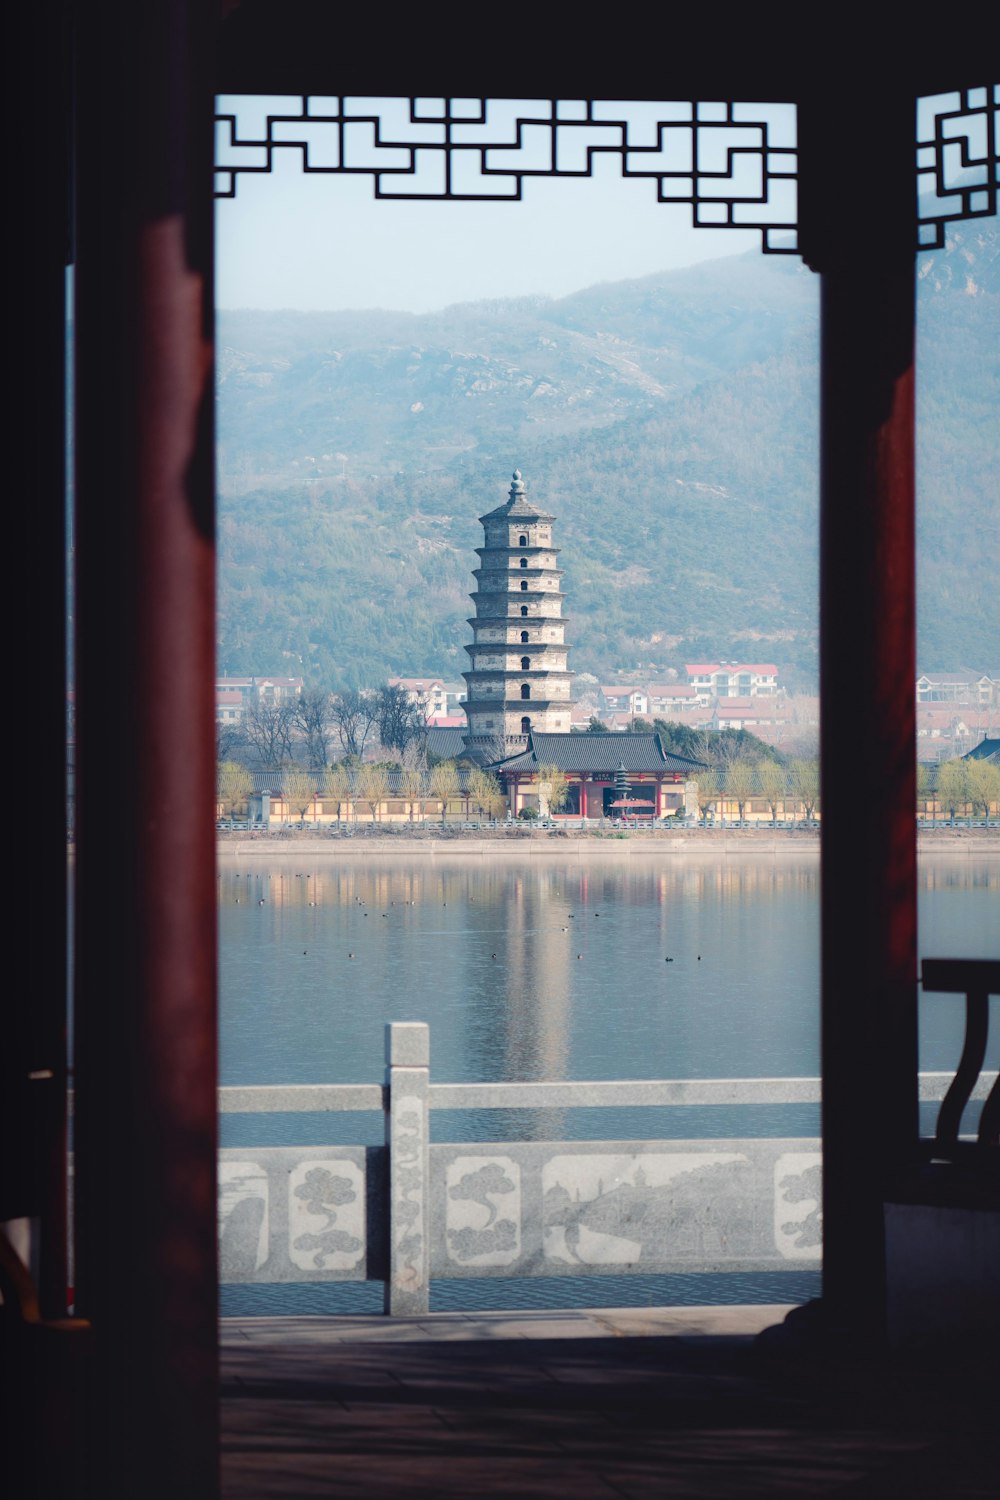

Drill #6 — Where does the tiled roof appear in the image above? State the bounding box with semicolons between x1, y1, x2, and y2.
685;663;778;676
495;732;706;775
248;766;479;795
479;471;555;524
963;738;1000;763
426;727;468;759
917;670;981;685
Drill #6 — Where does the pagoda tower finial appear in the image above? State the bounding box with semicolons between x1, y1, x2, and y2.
510;469;525;498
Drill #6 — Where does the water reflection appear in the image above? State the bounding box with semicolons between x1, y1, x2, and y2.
218;856;825;1096
218;854;996;1102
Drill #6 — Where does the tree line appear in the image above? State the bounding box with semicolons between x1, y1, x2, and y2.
217;683;436;771
217;758;508;826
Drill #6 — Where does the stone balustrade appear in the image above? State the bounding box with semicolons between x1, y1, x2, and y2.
217;1023;993;1315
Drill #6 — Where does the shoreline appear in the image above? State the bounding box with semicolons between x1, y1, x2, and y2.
215;827;1000;859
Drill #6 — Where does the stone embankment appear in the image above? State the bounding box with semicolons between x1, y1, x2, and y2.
216;826;999;858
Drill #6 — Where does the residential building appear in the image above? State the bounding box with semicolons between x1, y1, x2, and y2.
388;676;449;720
599;685;648;716
685;663;779;701
216;674;303;706
647;683;700;714
916;670;999;706
215;689;244;725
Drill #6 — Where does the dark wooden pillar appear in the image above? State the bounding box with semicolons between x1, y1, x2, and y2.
73;4;219;1494
4;3;72;1322
799;85;919;1337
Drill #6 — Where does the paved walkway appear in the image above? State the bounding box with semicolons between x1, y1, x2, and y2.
220;1306;997;1497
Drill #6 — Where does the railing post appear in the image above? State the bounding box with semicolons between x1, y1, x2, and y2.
385;1022;430;1315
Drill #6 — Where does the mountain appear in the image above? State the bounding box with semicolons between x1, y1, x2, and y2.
216;222;999;688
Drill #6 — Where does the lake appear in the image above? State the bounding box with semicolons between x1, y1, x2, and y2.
218;847;997;1313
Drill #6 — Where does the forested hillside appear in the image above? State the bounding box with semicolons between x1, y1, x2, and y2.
217;222;998;688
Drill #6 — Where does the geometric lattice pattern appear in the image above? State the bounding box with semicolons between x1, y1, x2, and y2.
216;91;1000;256
917;85;999;249
214;95;800;254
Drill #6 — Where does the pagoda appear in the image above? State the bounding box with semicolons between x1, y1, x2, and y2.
462;470;574;759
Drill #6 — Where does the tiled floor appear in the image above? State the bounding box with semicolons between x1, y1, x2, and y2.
220;1307;998;1498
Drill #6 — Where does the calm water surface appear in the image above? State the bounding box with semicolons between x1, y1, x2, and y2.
218;851;997;1313
220;852;997;1091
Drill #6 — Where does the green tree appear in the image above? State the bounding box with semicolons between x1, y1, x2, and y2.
400;764;426;824
916;762;932;817
756;759;787;824
466;767;505;821
282;767;316;824
430;760;459;824
535;762;569;816
724;758;756;824
355;762;390;823
217;761;253;823
791;758;820;824
936;758;969;823
324;762;350;825
965;759;1000;819
695;768;720;821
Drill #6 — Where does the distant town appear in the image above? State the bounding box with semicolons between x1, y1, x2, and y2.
215;664;999;764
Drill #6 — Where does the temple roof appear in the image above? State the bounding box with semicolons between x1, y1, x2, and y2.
479;470;555;524
493;732;707;774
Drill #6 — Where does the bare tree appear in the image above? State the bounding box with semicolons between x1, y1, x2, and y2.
376;684;427;757
282;766;317;824
355;762;390;823
474;729;510;768
330;689;379;759
217;761;253;823
430;760;459;825
216;722;246;762
294;689;333;768
242;696;297;768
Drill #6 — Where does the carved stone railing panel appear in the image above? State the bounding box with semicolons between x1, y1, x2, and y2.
429;1138;821;1278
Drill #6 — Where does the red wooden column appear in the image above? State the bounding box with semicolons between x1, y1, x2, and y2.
73;4;219;1495
799;85;919;1338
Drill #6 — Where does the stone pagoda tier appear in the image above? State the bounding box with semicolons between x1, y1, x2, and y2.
462;470;574;759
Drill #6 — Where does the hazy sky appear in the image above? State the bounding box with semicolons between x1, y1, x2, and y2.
215;97;788;313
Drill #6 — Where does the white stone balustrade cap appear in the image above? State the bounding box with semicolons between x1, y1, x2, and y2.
386;1021;430;1068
